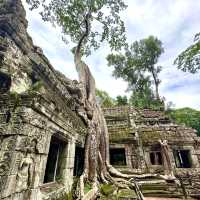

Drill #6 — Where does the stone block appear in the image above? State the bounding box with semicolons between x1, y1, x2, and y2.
9;152;23;175
29;189;42;200
65;157;75;169
1;175;17;198
31;155;41;189
0;150;12;176
62;168;74;190
38;155;48;184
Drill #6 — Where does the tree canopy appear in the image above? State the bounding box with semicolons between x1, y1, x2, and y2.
128;79;162;109
26;0;127;55
107;36;164;109
174;33;200;73
115;95;128;106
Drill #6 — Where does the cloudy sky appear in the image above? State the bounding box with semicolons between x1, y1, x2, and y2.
22;0;200;110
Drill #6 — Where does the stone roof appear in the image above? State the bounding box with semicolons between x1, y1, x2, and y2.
0;0;87;136
103;106;199;145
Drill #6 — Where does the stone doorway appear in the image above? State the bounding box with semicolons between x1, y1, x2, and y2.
43;136;67;183
110;148;126;166
173;150;192;168
150;151;163;165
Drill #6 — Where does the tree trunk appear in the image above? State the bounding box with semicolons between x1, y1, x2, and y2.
151;68;160;100
73;13;175;200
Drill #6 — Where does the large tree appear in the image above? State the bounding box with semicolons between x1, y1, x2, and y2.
174;33;200;73
25;0;153;199
26;1;175;198
129;78;154;109
107;36;164;101
115;95;128;106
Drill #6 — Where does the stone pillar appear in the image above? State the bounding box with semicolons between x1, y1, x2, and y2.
125;145;132;168
62;138;75;193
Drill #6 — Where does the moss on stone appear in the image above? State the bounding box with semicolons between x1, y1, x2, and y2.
10;91;21;111
100;184;116;196
117;189;137;198
57;192;73;200
84;183;92;194
27;80;44;94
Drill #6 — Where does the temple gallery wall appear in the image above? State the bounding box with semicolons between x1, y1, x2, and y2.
1;0;200;200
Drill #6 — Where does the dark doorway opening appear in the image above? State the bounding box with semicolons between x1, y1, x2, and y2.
73;146;84;176
173;150;192;168
150;151;162;165
44;136;66;183
110;148;126;166
0;72;11;94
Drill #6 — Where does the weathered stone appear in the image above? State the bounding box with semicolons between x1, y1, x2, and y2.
0;0;200;199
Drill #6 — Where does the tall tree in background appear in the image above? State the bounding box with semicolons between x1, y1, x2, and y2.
116;95;128;106
107;35;164;103
96;89;115;107
174;33;200;73
129;78;155;108
26;0;151;198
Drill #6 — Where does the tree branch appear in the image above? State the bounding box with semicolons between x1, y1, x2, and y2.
75;13;91;58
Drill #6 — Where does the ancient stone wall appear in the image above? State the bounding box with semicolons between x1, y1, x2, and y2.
0;0;86;199
104;106;200;197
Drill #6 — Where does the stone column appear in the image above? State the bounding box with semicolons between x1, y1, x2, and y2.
62;138;75;193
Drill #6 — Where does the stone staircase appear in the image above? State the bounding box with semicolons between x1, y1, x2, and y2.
136;178;185;199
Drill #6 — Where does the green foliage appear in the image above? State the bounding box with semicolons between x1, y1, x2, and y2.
84;183;92;194
115;95;128;106
107;36;163;89
129;82;164;110
57;192;73;200
26;0;127;55
100;184;116;196
174;32;200;73
96;89;115;107
30;81;43;91
167;107;200;136
27;81;44;94
107;35;164;105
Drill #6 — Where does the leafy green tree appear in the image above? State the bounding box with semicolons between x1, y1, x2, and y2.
174;33;200;73
96;89;115;107
115;95;128;106
167;107;200;136
26;0;135;195
107;35;164;101
129;78;155;108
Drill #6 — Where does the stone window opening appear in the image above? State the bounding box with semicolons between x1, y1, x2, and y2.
5;110;11;123
150;151;162;165
173;150;192;168
73;146;84;177
0;72;11;93
43;136;67;183
110;148;126;166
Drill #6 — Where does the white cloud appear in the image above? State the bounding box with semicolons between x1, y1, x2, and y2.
22;0;200;110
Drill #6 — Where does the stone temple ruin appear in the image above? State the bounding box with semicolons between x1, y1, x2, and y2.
0;0;200;199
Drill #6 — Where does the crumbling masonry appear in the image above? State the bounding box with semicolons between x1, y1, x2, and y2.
0;0;200;200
